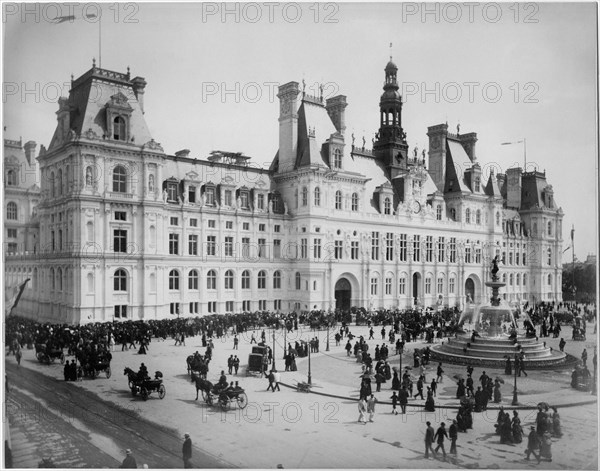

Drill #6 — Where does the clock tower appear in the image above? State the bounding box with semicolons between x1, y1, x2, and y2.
373;59;409;176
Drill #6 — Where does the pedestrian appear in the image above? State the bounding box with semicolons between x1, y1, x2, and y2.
367;394;377;422
434;422;448;461
15;347;22;367
559;338;566;352
539;430;553;462
233;356;240;375
119;449;137;469
415;375;424;400
519;354;528;377
390;391;399;414
424;421;435;459
449;419;458;455
582;348;588;368
266;370;276;391
398;386;408;414
551;407;562;438
431;378;437;397
358;398;367;424
436;362;444;383
525;426;541;463
233;335;239;349
182;433;192;468
228;355;234;374
272;369;281;392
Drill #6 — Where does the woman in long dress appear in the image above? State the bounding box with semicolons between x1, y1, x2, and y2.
493;380;502;403
552;407;562;438
391;371;400;390
424;387;435;411
539;431;553;461
512;411;523;443
504;356;512;375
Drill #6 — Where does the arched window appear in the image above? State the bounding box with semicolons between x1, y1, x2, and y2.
65;165;70;194
335;191;342;210
50;268;55;290
351;193;359;212
86;221;94;243
113;116;126;141
314;187;321;206
113;165;127;193
206;269;217;290
50;171;55;197
295;272;301;290
523;274;527;286
224;270;234;290
496;212;500;226
169;269;180;290
509;274;513;286
258;270;267;289
242;270;251;289
465;208;471;224
273;271;281;289
384;197;391;215
547;247;552;266
302;187;308;206
188;269;199;290
6;169;16;186
516;274;521;286
333;149;342;169
476;209;481;225
87;273;94;293
6;202;17;220
114;268;127;291
436;204;442;220
57;169;63;196
56;268;63;291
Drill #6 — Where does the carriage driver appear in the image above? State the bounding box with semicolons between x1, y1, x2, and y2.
138;363;149;380
214;370;228;393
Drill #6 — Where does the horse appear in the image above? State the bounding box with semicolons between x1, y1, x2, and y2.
124;367;139;389
191;371;213;401
187;355;209;378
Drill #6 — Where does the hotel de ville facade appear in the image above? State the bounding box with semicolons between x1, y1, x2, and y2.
4;60;564;324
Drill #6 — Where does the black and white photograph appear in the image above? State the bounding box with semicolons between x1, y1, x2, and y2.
2;2;598;469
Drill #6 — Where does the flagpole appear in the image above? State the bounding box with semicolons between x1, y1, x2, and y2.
99;13;102;68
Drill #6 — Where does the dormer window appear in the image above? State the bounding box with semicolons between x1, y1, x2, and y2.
240;190;249;209
333;149;342;169
257;193;265;210
474;177;480;192
113;116;126;141
167;182;178;202
6;169;16;186
205;187;215;206
384;197;391;215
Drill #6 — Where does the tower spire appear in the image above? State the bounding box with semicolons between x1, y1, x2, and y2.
389;42;393;61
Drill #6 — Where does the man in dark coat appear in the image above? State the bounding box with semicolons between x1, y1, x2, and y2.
398;387;409;414
449;419;458;454
434;422;448;460
525;426;541;463
182;433;192;468
119;449;137;469
424;422;435;458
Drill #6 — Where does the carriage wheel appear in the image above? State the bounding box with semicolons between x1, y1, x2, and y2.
36;352;44;362
219;395;231;411
141;387;148;401
236;392;248;409
60;353;65;364
106;366;112;379
158;384;166;399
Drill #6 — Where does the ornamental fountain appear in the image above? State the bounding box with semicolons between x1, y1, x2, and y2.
431;257;567;368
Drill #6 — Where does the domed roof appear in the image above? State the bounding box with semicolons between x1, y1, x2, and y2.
385;60;398;72
381;89;401;100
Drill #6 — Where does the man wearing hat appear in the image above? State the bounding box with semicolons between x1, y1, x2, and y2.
119;449;137;469
525;426;541;463
182;433;192;468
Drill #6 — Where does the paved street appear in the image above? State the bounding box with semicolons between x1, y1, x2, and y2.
4;322;598;468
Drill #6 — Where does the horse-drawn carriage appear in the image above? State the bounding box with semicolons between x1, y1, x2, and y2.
192;374;248;411
246;345;268;376
186;353;209;377
35;343;65;365
124;368;166;400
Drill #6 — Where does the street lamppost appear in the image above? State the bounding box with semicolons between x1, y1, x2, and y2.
326;316;330;352
512;352;519;405
308;342;312;385
272;330;277;371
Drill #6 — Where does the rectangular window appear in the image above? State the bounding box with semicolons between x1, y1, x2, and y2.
386;233;394;261
170;217;179;226
371;232;379;261
188;186;196;203
240;191;249;209
208;301;217;313
226;221;233;229
465;246;471;264
449;277;455;294
509;252;513;265
449;237;456;263
425;277;431;294
224;190;232;207
169;233;179;255
205;187;215;206
114;305;127;319
523;252;527;265
370;278;378;296
189;218;198;227
7;229;17;238
516;252;520;265
258;238;267;258
437;277;443;294
274;225;281;233
114;229;127;253
225;301;234;313
206;235;216;256
335;240;343;259
257;194;265;210
385;277;392;295
243;222;250;231
208;219;216;228
314;238;321;259
413;235;420;262
170;302;179;315
115;211;127;221
438;237;445;263
225;236;234;256
425;235;433;262
399;234;407;262
189;302;198;314
259;300;267;310
242;300;251;311
475;248;482;264
351;241;359;260
274;300;282;311
188;234;197;255
274;239;281;259
399;278;406;295
242;237;250;258
259;224;266;232
167;183;178;202
301;238;308;259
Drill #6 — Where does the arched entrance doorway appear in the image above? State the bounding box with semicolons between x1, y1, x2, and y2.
412;272;421;305
465;278;475;304
335;278;352;310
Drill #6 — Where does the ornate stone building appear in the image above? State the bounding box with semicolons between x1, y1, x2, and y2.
4;60;564;323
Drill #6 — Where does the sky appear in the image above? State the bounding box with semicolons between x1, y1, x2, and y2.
2;2;598;261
